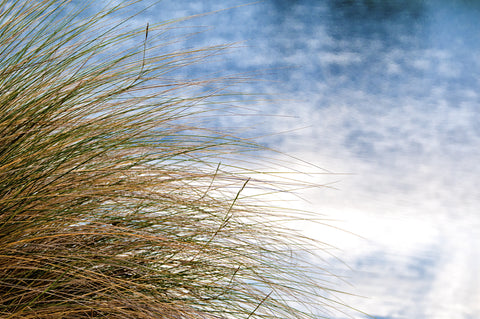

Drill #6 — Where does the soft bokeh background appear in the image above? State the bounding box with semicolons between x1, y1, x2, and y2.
94;1;480;318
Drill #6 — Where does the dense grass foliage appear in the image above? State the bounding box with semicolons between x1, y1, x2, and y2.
0;1;352;318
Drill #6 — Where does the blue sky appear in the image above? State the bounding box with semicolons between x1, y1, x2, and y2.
91;1;480;318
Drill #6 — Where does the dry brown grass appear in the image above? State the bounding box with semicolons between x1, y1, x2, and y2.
0;1;355;318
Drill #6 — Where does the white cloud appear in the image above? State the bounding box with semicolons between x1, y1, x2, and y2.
269;136;480;318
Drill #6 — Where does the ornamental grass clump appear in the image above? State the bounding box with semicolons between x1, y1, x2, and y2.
0;1;350;318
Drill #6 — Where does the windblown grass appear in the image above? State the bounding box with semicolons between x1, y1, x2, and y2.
0;1;353;318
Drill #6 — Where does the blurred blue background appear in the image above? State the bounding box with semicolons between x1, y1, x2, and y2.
104;1;480;318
